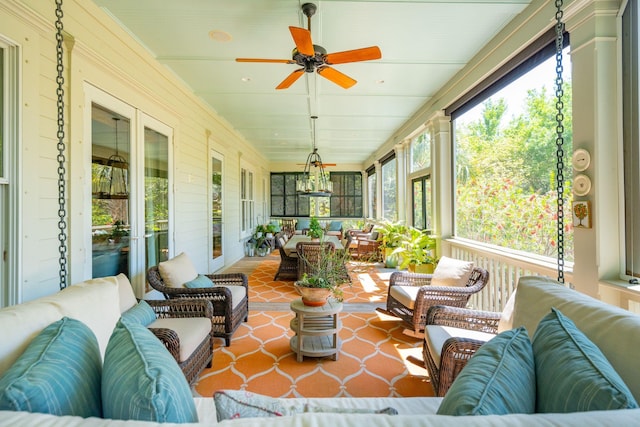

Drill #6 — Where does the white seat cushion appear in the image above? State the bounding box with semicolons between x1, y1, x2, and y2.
158;252;198;288
218;284;247;309
425;325;496;367
431;256;474;287
390;285;420;310
148;317;211;363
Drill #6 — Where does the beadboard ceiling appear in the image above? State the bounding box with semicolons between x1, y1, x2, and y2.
93;0;530;166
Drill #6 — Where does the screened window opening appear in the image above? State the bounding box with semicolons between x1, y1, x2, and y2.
452;36;573;261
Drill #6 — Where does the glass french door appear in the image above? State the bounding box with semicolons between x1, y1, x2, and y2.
209;149;224;272
143;124;170;277
89;89;172;297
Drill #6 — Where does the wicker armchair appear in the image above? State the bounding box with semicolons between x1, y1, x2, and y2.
145;298;214;385
146;267;248;346
378;267;489;334
274;236;298;280
422;305;500;396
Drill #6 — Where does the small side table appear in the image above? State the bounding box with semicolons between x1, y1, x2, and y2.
289;298;342;362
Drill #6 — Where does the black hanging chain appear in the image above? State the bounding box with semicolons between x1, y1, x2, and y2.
554;0;565;284
55;0;68;289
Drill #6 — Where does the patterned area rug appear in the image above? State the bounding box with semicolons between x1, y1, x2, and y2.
194;310;432;398
248;252;393;304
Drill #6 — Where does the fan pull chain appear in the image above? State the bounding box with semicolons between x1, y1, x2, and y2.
55;0;68;289
554;0;565;284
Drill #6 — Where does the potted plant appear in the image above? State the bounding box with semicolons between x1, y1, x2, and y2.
374;219;407;268
307;217;324;240
265;223;278;238
295;244;352;306
254;224;267;238
392;227;437;273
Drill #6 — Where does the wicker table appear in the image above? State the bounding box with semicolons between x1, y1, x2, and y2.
289;298;342;362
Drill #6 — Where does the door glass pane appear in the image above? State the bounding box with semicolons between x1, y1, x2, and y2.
211;156;223;260
91;104;130;278
144;127;169;271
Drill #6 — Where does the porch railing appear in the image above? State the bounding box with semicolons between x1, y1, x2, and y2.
444;239;574;313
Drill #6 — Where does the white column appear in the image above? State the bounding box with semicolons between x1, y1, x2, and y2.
431;112;452;245
565;2;620;297
374;161;382;219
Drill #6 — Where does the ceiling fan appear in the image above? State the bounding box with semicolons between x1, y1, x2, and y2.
236;3;382;90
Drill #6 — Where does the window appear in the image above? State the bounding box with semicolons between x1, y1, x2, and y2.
412;175;431;231
329;172;363;217
270;172;362;218
381;153;397;221
450;32;572;260
411;132;431;172
241;166;254;234
367;167;376;219
623;0;640;279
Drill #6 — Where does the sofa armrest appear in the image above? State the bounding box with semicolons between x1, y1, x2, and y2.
427;305;500;334
146;298;213;319
204;273;248;290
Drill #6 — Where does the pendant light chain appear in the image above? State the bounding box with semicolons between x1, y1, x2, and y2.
55;0;68;289
554;0;565;284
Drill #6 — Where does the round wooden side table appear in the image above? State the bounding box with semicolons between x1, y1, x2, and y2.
289;298;342;362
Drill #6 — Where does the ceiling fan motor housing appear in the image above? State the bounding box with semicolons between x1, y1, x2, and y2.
292;45;327;72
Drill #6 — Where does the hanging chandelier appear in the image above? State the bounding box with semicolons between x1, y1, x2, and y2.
296;116;333;197
96;117;129;199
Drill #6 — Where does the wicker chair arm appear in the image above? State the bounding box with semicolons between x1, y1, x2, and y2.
437;336;490;396
427;305;500;334
148;327;181;362
146;298;213;319
389;271;433;288
204;273;248;289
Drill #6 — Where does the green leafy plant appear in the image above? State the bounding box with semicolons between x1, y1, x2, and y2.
307;217;324;239
373;219;407;249
392;227;437;270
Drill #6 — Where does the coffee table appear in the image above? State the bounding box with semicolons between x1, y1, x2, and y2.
289;298;342;362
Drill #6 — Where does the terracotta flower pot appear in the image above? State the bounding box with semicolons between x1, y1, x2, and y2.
294;283;331;306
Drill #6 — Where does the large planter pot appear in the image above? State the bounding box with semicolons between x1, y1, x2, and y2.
294;283;331;307
408;263;435;274
384;248;398;268
256;246;269;257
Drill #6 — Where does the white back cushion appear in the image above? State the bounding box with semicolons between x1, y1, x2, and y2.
431;256;474;287
158;252;198;288
116;273;137;313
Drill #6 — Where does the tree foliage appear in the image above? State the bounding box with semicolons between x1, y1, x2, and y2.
455;81;574;261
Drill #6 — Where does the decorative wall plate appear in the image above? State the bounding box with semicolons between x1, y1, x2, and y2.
572;148;591;171
573;174;591;196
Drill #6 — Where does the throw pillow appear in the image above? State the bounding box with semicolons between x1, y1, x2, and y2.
296;219;310;231
121;300;156;326
214;390;293;420
0;317;102;418
430;256;475;287
102;320;198;423
158;252;198;288
184;274;213;288
116;273;138;313
533;308;638;413
436;326;535;416
328;221;342;231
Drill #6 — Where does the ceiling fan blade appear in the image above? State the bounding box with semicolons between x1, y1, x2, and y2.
325;46;382;64
236;58;294;64
317;66;357;89
289;26;315;56
276;69;305;90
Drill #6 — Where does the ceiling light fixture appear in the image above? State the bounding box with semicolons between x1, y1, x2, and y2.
296;116;333;197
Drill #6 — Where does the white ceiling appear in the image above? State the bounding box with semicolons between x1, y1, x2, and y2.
93;0;530;166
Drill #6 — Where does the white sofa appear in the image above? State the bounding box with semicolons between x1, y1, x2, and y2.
1;275;640;426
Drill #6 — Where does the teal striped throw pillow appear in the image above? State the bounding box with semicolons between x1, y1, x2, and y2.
0;317;102;417
533;308;638;413
102;319;198;423
121;300;156;326
184;274;213;288
437;326;535;415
